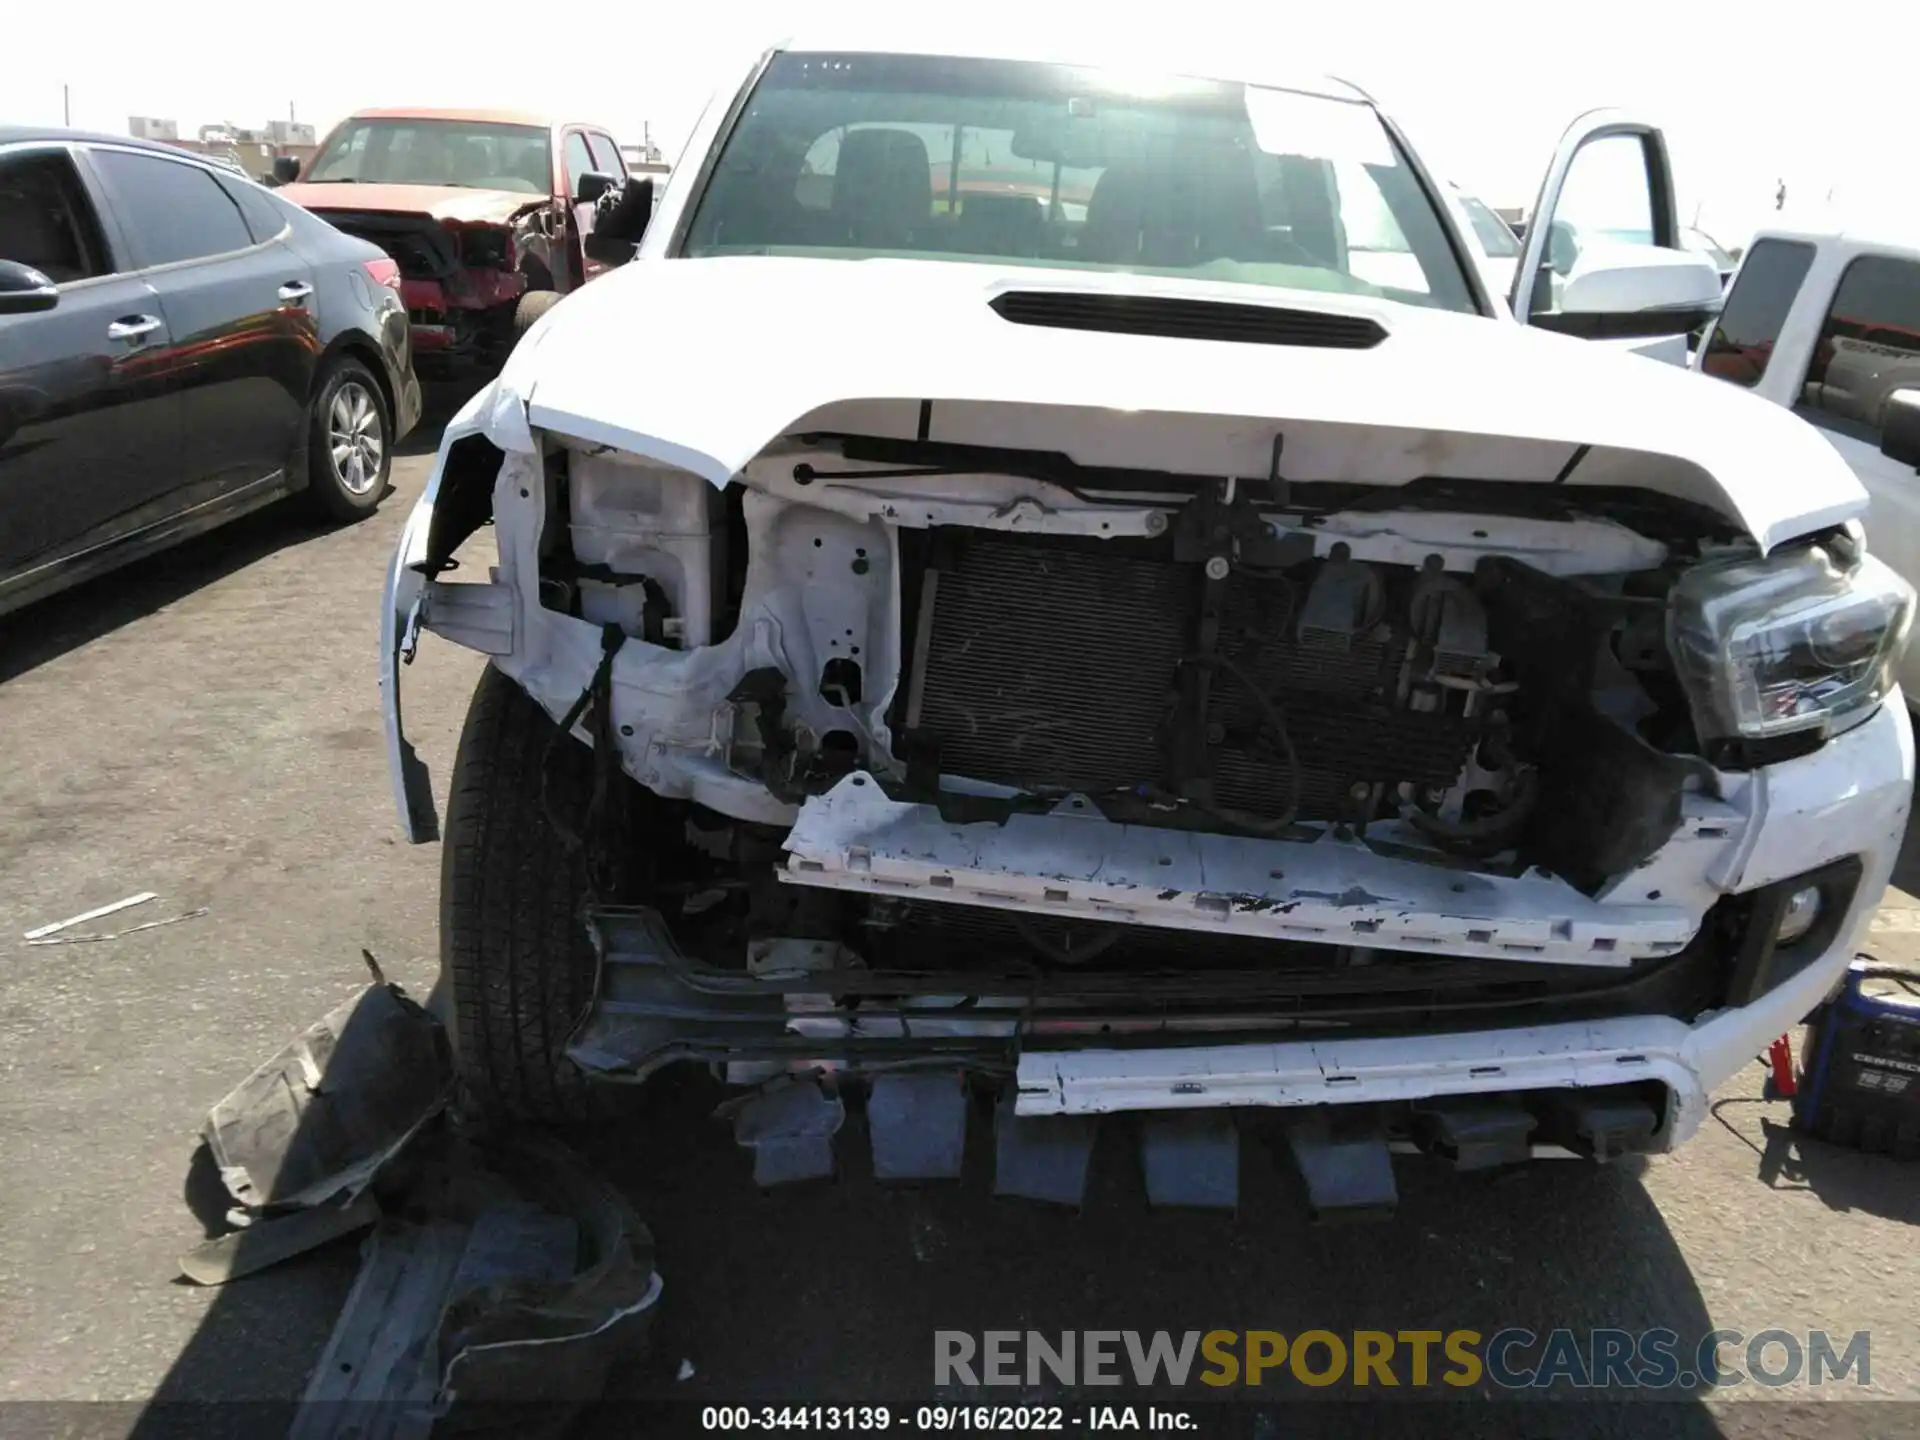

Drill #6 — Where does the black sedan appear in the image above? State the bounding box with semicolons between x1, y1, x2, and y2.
0;127;423;617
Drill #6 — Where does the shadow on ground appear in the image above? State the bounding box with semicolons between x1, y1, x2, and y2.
131;1056;1730;1434
0;380;477;687
548;1069;1723;1417
0;500;344;685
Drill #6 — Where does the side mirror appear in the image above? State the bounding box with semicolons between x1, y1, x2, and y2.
0;259;59;316
1532;248;1724;340
583;232;636;266
592;175;654;244
1882;389;1920;470
1547;219;1579;276
573;170;617;206
271;155;301;185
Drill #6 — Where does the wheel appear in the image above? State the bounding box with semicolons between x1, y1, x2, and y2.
305;358;390;522
441;664;609;1124
514;288;564;336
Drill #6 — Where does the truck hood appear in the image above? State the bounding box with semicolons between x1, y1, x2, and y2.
483;256;1866;553
278;181;542;225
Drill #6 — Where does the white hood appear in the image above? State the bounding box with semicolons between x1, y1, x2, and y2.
483;256;1865;553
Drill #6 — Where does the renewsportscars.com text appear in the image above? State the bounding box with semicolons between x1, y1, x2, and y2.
934;1328;1871;1391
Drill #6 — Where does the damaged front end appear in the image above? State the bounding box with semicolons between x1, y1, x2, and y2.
386;348;1913;1209
317;208;544;373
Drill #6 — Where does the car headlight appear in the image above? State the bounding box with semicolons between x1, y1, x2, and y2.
1667;539;1914;744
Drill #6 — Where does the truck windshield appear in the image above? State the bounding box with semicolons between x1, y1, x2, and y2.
1458;194;1519;258
683;52;1479;314
306;119;552;195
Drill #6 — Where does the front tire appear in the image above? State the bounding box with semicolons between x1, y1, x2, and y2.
305;358;390;522
441;665;608;1124
514;288;564;336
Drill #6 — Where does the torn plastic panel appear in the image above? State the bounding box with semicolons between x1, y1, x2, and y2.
291;1130;661;1440
194;965;662;1430
201;979;452;1213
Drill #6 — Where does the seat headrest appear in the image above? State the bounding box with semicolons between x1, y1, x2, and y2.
831;127;932;248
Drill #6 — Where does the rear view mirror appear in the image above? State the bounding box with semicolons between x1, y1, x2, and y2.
271;155;301;185
1010;119;1104;171
574;170;616;206
1882;389;1920;470
0;258;59;315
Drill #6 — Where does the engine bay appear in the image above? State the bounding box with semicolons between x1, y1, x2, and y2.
516;430;1767;918
898;527;1498;835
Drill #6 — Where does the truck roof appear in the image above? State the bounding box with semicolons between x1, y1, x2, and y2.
768;26;1370;103
343;107;577;129
1751;213;1920;262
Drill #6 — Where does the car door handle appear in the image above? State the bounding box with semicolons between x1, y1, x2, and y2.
105;315;163;342
278;280;314;302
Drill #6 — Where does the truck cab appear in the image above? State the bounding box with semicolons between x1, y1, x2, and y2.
1695;223;1920;700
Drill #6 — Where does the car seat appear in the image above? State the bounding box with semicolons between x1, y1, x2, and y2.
1082;145;1264;269
829;128;932;250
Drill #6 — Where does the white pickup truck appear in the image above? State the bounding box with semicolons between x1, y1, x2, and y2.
1695;222;1920;700
383;31;1914;1215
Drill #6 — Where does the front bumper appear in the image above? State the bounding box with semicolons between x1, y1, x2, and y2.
1011;939;1861;1147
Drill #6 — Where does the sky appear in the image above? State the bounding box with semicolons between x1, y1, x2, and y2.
10;0;1911;250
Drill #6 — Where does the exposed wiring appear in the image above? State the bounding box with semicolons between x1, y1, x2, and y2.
541;623;628;889
1177;651;1303;835
1406;766;1540;857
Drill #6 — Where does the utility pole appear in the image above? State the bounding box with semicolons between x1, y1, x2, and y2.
63;84;70;126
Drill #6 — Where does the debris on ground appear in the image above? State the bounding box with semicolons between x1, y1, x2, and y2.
184;957;662;1437
26;905;209;945
180;1191;385;1286
291;1131;660;1440
23;890;157;940
198;970;453;1217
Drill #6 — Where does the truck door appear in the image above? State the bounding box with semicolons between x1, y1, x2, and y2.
582;132;627;281
1789;252;1920;698
562;130;598;290
1509;111;1723;365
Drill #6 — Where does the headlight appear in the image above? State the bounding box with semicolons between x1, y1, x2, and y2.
1667;540;1914;744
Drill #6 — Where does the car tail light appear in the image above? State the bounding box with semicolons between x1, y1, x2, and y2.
363;258;402;291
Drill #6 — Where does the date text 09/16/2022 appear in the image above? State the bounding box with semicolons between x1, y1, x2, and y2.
701;1406;1195;1431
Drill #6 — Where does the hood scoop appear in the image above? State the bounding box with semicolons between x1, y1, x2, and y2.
988;290;1386;349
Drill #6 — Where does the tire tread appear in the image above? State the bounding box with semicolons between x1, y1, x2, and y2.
441;665;607;1124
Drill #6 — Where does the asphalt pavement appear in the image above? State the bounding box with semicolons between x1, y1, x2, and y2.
1;419;1917;1434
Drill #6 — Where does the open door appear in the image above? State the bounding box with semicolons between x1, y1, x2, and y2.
1510;110;1723;365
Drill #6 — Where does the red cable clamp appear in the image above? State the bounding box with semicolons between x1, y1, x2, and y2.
1767;1034;1797;1099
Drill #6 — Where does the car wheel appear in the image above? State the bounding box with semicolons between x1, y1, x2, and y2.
514;288;564;336
442;664;617;1125
306;358;390;522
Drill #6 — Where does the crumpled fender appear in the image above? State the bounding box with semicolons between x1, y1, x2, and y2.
382;309;566;843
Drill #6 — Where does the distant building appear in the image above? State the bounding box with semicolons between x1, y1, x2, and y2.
124;115;315;182
621;129;670;179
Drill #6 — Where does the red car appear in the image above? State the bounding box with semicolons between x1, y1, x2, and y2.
276;108;630;374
